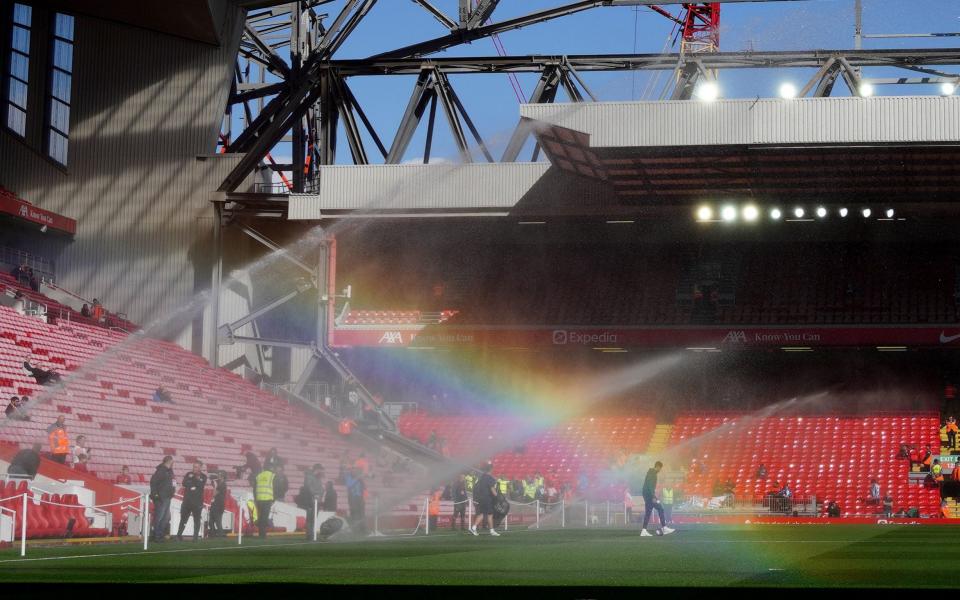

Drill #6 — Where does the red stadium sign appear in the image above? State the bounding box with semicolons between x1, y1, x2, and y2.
0;194;77;235
332;325;960;349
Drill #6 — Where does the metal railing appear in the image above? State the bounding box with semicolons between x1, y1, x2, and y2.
0;246;55;282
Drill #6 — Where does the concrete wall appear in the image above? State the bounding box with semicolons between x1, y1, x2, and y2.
0;1;246;353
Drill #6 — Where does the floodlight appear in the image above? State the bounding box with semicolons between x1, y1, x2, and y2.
721;205;737;222
778;83;798;99
697;205;713;221
793;207;805;218
743;205;759;222
695;81;719;102
839;207;848;218
815;207;827;218
862;208;872;218
770;208;782;220
941;82;956;96
859;82;874;97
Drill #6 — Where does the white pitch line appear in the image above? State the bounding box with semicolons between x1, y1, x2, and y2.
0;540;317;564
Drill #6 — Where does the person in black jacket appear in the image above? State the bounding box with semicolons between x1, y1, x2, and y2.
451;474;468;530
640;461;674;537
322;481;338;512
149;455;175;542
263;447;283;472
7;443;42;479
177;461;208;541
23;360;62;386
272;464;289;502
207;471;228;537
236;450;261;488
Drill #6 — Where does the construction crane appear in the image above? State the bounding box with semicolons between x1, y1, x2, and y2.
648;3;721;55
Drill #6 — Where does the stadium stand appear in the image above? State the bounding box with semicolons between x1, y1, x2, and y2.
340;243;959;326
669;413;942;516
0;304;394;536
399;413;656;487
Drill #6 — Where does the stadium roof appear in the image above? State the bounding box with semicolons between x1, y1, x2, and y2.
287;96;960;220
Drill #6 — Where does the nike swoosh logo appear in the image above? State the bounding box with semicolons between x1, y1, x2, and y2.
941;332;960;344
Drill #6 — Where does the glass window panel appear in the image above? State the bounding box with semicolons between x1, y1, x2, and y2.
50;99;69;134
6;105;26;136
8;78;27;109
9;51;28;81
53;39;72;72
12;26;30;54
50;131;68;165
51;70;71;103
13;4;31;27
54;14;74;41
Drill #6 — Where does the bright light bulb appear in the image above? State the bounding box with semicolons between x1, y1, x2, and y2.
941;82;956;96
793;207;805;218
779;83;798;99
770;208;782;220
721;205;737;222
695;81;719;102
697;206;713;221
859;82;875;97
816;207;827;218
839;208;848;218
743;205;759;222
885;208;895;218
862;208;872;218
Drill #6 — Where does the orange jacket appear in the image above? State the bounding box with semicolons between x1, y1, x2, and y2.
49;428;69;455
948;422;959;434
429;491;441;516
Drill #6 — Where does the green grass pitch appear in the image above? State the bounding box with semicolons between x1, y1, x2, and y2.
0;525;956;586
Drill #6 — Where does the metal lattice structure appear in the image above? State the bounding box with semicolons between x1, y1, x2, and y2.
219;0;960;197
208;1;960;431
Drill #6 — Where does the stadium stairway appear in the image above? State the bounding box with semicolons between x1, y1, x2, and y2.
0;306;402;527
644;424;673;456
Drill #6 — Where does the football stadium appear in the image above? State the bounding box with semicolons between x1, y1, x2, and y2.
0;0;960;593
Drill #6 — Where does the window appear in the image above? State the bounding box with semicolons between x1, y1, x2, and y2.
4;3;32;137
46;12;73;165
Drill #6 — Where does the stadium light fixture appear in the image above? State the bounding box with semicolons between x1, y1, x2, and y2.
742;205;759;222
694;81;719;102
696;205;713;221
885;208;895;218
861;208;872;218
941;82;956;96
778;82;798;99
770;208;782;220
839;207;849;218
793;207;805;218
877;346;908;352
815;207;827;218
859;82;875;97
720;205;737;222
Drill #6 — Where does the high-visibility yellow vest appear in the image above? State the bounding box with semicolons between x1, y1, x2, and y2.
661;488;674;504
498;479;508;494
255;470;275;501
464;474;475;492
534;476;544;489
246;499;258;522
523;481;536;499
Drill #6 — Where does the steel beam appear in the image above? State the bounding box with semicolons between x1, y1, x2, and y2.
218;280;314;342
410;0;458;30
385;69;434;164
239;225;315;275
225;336;315;349
502;66;562;162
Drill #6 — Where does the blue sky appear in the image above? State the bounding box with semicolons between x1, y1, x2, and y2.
249;0;960;168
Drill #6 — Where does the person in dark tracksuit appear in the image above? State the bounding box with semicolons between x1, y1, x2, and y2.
640;461;675;537
208;471;227;537
177;461;207;541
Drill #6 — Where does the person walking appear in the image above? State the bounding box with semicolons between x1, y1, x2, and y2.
640;461;675;537
254;466;275;538
176;461;207;541
150;456;176;542
469;463;500;537
344;466;367;535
